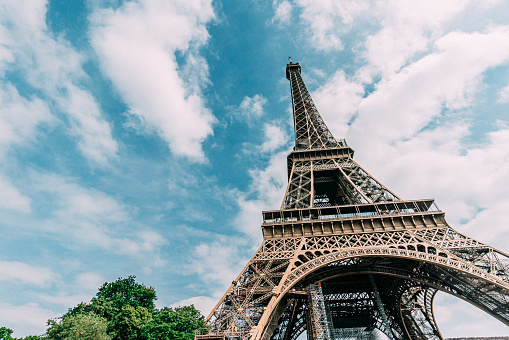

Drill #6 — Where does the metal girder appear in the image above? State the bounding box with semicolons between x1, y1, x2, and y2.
281;156;401;210
196;61;509;340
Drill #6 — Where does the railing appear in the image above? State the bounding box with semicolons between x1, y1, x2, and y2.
262;199;441;225
338;138;348;147
195;328;226;340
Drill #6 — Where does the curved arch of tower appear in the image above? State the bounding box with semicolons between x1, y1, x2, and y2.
196;62;509;340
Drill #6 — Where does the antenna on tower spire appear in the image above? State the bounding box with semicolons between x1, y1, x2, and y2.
288;56;292;64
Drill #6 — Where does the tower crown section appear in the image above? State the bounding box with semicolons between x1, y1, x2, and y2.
286;62;345;151
281;62;400;211
285;62;301;80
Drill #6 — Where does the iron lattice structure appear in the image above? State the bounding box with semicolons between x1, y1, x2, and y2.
197;62;509;340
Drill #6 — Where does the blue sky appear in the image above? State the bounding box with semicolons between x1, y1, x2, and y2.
1;0;509;337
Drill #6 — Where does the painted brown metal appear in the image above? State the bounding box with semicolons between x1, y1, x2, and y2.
197;62;509;340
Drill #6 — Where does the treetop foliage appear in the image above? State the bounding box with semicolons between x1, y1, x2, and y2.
96;275;157;312
2;276;207;340
0;326;41;340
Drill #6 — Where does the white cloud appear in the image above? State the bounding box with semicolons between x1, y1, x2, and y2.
272;1;293;25
0;302;54;337
295;0;372;51
35;293;93;309
75;272;105;292
237;94;268;123
0;0;118;166
498;82;509;103
460;199;509;248
261;123;288;152
0;261;56;287
233;150;289;240
312;69;363;138
61;84;119;165
90;0;216;163
361;0;476;78
31;172;166;256
0;25;14;74
241;121;289;155
186;236;249;291
0;175;31;213
170;295;218;317
50;182;129;225
341;28;509;204
0;83;53;157
236;96;288;156
138;230;168;252
349;27;509;149
434;292;509;337
291;0;503;79
0;19;52;158
234;197;266;241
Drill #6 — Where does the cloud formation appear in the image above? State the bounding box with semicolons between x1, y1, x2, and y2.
90;0;216;162
272;1;293;25
294;0;372;51
0;84;53;158
0;302;54;337
0;174;31;213
186;236;250;292
30;172;166;257
236;94;268;124
0;261;56;287
0;0;118;166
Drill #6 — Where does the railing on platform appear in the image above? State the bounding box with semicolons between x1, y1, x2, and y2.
194;328;226;340
262;199;440;225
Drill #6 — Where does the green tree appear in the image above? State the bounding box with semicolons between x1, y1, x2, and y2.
141;305;207;340
0;327;42;340
0;327;14;340
55;276;157;340
109;305;151;340
46;313;110;340
96;276;156;313
5;276;207;340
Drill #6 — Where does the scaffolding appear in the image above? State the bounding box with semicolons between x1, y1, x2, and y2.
308;284;334;340
308;283;387;340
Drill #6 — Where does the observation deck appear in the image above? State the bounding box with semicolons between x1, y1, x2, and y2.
262;199;444;239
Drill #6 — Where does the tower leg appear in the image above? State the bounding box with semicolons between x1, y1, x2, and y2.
283;299;304;340
369;274;394;339
398;286;442;340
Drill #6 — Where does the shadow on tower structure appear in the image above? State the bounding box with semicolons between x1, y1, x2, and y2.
195;61;509;340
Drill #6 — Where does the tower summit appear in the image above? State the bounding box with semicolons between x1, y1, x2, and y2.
286;61;339;150
282;61;399;210
197;62;509;340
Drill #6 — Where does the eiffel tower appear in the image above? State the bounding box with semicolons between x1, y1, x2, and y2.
197;61;509;340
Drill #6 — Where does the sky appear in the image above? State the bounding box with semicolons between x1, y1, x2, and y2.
1;0;509;337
